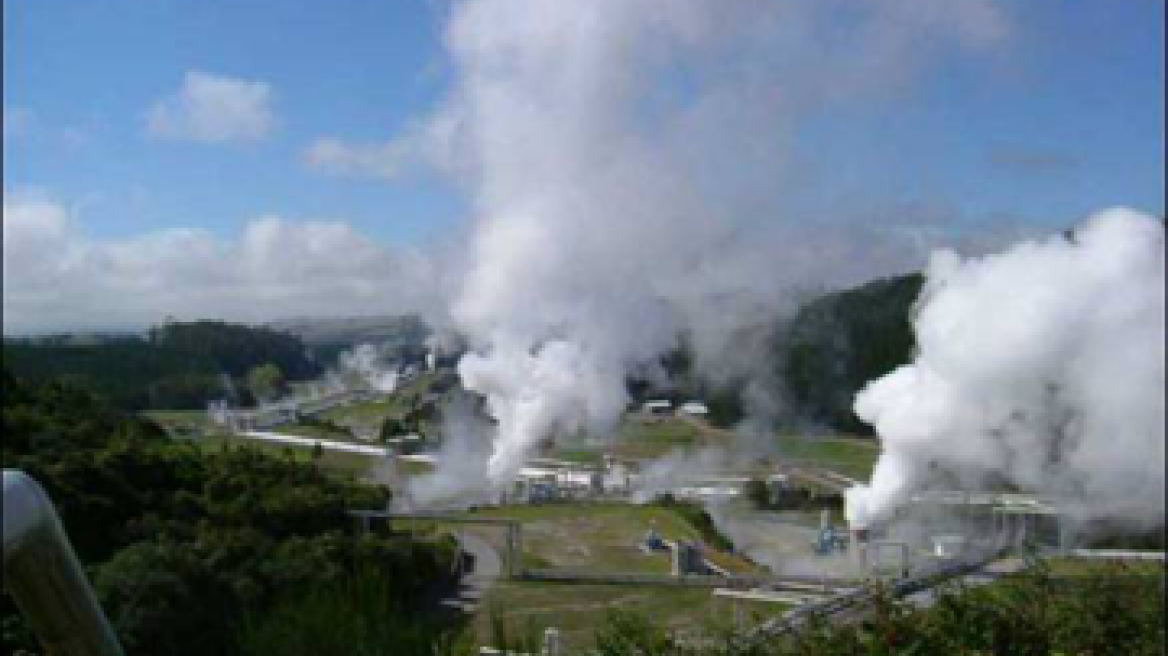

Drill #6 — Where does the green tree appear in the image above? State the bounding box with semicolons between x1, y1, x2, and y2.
247;363;285;402
781;273;923;433
379;416;407;442
745;477;771;510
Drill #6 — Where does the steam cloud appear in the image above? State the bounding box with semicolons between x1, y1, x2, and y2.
337;344;400;393
846;209;1165;530
417;0;1012;495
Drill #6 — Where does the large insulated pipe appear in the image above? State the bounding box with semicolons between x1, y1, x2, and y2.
3;470;125;656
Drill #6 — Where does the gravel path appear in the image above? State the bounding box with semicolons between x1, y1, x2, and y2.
440;532;503;614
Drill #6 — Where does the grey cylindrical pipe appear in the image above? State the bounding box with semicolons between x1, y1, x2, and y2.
3;470;125;656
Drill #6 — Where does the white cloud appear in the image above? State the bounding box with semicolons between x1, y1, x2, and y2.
302;113;461;180
2;193;440;334
146;71;275;143
304;138;410;179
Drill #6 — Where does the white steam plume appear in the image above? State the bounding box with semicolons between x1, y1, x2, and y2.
337;343;400;393
846;209;1165;530
400;393;497;511
412;0;1013;497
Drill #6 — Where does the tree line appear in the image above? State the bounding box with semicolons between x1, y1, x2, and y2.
3;320;323;411
5;274;922;429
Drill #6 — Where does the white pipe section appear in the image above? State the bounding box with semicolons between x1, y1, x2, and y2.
3;470;124;656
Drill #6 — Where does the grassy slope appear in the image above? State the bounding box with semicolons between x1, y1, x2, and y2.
318;398;402;426
192;434;381;477
550;415;881;481
457;503;781;652
474;582;748;653
317;371;448;429
141;409;214;432
770;434;881;480
145;368;448;437
274;422;360;441
191;432;436;480
469;503;710;573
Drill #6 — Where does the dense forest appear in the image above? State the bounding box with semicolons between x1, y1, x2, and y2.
3;321;322;411
1;371;459;655
780;273;923;433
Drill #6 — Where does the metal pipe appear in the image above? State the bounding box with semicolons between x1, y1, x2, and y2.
741;545;1008;648
3;470;125;656
848;527;870;574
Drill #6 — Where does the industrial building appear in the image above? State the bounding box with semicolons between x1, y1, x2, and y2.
841;490;1075;576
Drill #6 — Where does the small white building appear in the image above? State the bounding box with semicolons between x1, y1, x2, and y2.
642;400;672;415
678;401;709;417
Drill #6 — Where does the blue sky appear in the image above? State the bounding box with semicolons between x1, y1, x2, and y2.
5;0;1163;245
1;0;1163;333
4;0;463;244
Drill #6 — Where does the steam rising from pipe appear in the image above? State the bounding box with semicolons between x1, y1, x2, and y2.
337;344;400;393
418;0;1012;497
846;209;1165;530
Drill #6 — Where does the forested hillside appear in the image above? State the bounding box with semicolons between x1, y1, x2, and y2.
630;273;923;434
148;320;320;379
3;321;321;411
781;273;923;433
1;371;458;655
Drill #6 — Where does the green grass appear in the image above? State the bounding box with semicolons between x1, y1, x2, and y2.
612;418;704;459
469;503;693;570
193;433;382;477
277;422;361;441
314;371;454;435
140;409;214;434
192;432;440;483
397;458;434;476
394;502;761;577
468;503;760;575
547;417;880;482
318;397;401;426
769;434;880;480
544;416;710;463
474;582;773;653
